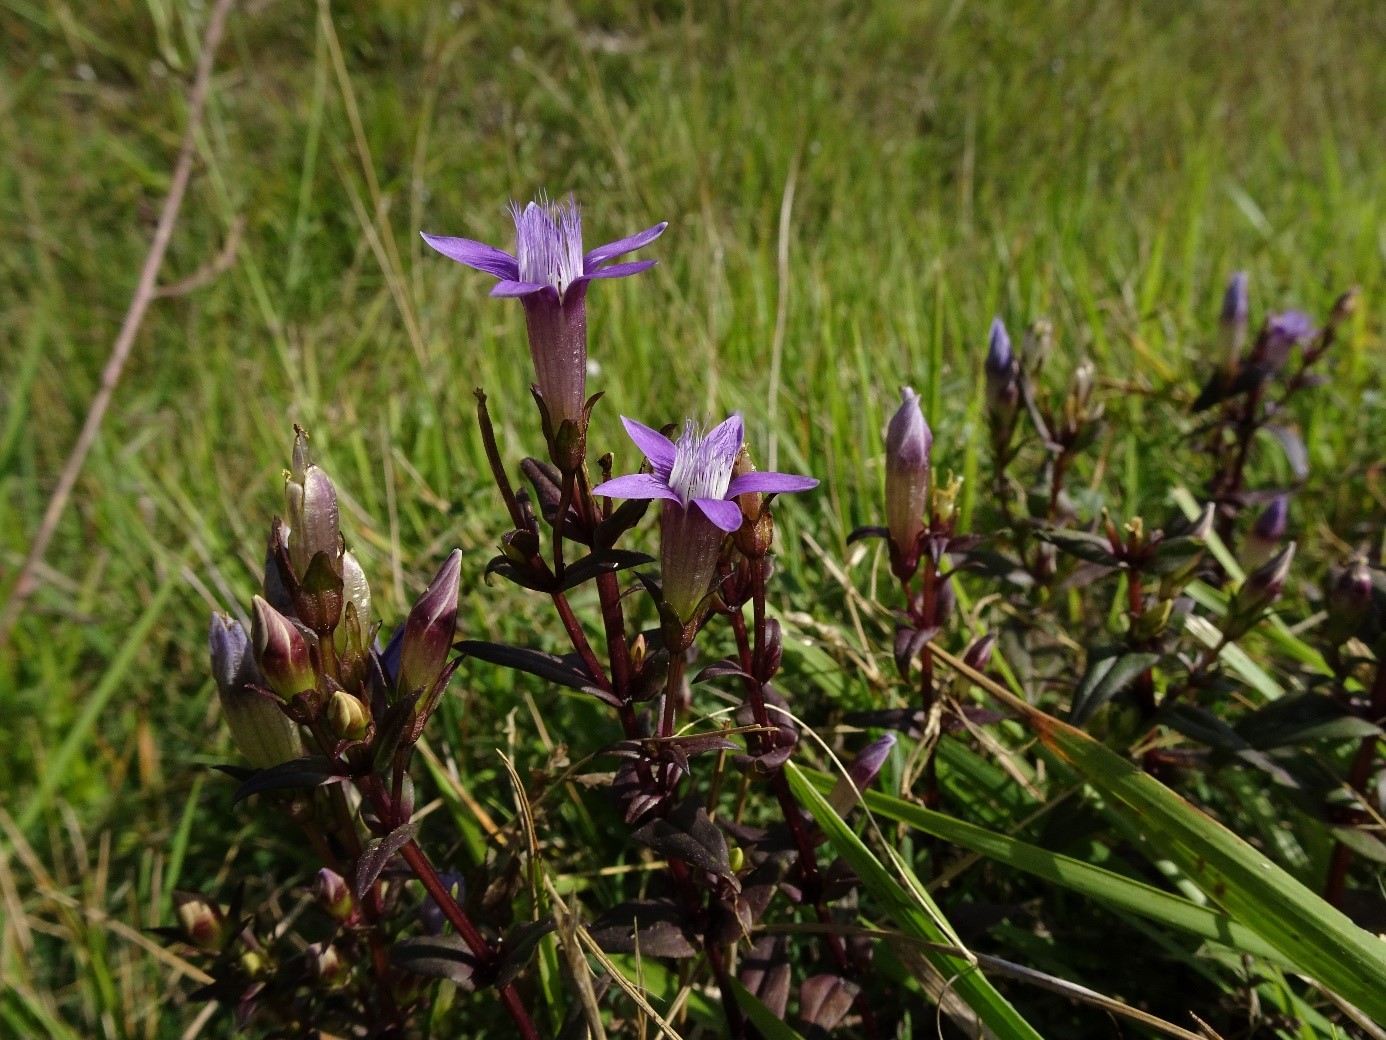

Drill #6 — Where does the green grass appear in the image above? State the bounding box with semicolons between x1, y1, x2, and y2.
3;0;1386;1036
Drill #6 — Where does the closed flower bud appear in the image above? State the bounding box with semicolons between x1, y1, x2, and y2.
758;617;783;682
1220;271;1249;372
731;446;775;558
1243;495;1288;570
1224;542;1295;640
828;734;896;815
884;388;931;566
984;317;1019;416
326;689;369;742
307;942;348;987
1323;557;1373;646
399;550;461;695
251;596;315;699
288;465;341;578
314;868;355;922
173;891;228;952
962;632;996;672
209;614;302;768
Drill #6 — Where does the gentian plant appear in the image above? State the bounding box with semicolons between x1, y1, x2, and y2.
167;194;1386;1040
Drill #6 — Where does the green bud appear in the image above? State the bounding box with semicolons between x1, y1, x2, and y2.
326;689;369;742
209;614;303;768
1223;542;1295;641
173;891;228;951
251;596;316;699
1131;598;1174;641
313;868;355;922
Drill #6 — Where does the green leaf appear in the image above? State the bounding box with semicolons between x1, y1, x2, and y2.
1029;711;1386;1019
785;765;1046;1040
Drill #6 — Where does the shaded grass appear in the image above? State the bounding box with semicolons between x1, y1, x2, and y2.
2;0;1385;1035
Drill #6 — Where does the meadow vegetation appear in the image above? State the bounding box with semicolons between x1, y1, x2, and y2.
3;1;1386;1037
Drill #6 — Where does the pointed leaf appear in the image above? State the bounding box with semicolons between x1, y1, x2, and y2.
1069;651;1160;725
1262;424;1309;481
391;934;481;990
352;822;419;899
496;917;556;988
590;899;698;958
630;800;732;878
456;640;620;707
231;756;343;804
558;549;656;591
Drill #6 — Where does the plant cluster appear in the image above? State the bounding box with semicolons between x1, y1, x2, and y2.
168;196;1386;1039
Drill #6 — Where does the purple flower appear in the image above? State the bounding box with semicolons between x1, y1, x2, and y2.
594;414;817;621
1266;310;1315;347
422;197;666;427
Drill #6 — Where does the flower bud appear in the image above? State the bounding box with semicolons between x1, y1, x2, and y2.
961;632;995;672
1243;495;1288;570
1220;271;1249;369
1224;542;1295;640
251;596;315;699
1323;557;1373;646
757;617;783;682
287;465;341;578
173;891;228;952
984;317;1019;415
209;614;303;768
314;868;355;922
398;550;461;695
340;551;372;634
884;387;931;564
307;942;348;988
731;446;775;559
326;689;370;742
827;734;896;815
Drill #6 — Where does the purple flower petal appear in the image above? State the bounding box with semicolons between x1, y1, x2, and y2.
1267;310;1315;345
727;471;819;497
591;473;679;502
587;259;658;280
705;413;745;459
489;279;551;298
620;417;677;475
420;234;518;280
693;497;744;532
583;222;668;271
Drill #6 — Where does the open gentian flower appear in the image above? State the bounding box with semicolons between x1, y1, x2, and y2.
593;413;817;621
422;197;666;427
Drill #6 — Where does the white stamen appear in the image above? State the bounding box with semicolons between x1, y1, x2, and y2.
667;420;737;506
513;196;585;296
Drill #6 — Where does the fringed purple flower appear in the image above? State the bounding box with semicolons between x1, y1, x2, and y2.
593;413;817;621
422;197;667;427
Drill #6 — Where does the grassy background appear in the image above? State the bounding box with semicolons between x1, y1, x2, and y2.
3;0;1385;1036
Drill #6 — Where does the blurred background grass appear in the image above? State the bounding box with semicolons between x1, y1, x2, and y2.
2;0;1385;1035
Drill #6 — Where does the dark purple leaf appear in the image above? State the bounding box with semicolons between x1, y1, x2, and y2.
457;640;620;708
590;899;698;958
693;658;754;684
893;626;937;679
630;800;732;878
1038;528;1121;566
372;691;421;773
391;934;481;990
738;935;791;1019
230;756;343;804
1235;693;1381;749
352;822;419;900
846;525;889;544
845;708;925;738
483;554;556;593
1145;535;1207;577
1069;651;1160;725
495;917;555;987
558;549;656;592
798;974;860;1034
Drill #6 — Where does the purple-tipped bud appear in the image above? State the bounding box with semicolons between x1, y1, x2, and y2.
307;942;348;987
210;614;303;768
1224;542;1296;640
1324;557;1373;646
287;464;341;578
173;891;228;952
314;868;355;922
1221;272;1249;330
1243;495;1288;570
1266;310;1316;348
884;387;931;562
251;596;315;699
326;689;370;742
827;734;896;815
398;550;461;695
962;632;996;672
984;317;1020;416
